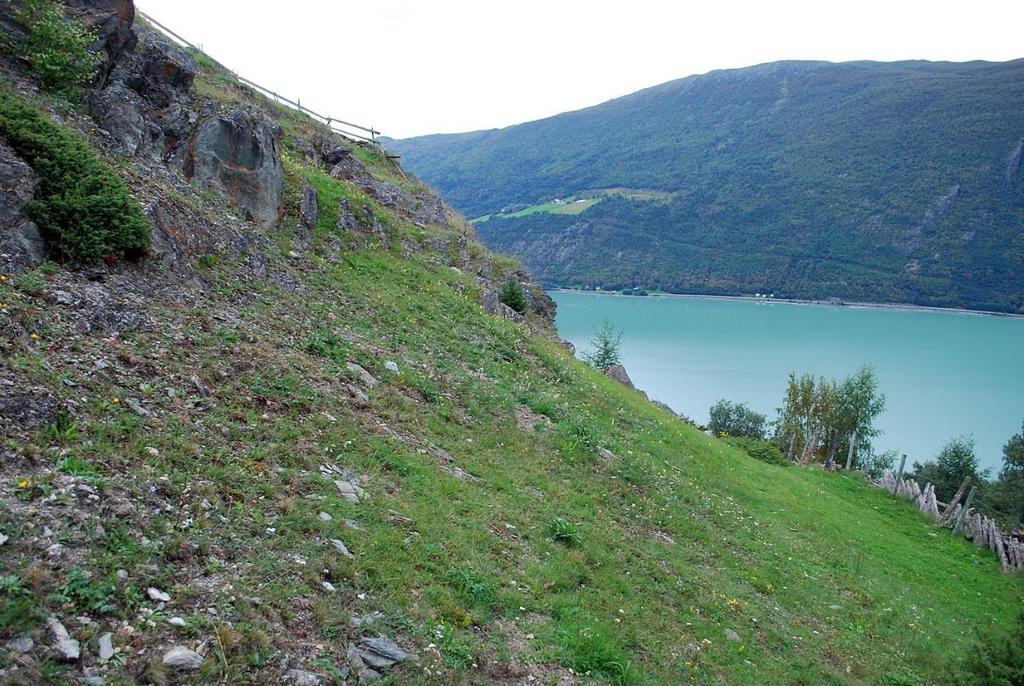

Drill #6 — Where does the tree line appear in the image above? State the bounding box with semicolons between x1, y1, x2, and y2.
709;366;1024;530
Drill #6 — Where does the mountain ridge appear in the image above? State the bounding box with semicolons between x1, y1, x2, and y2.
391;57;1024;312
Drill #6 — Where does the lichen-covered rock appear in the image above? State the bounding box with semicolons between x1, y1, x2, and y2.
187;109;284;227
0;142;44;274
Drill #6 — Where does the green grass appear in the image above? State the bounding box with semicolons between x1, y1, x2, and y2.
472;188;673;223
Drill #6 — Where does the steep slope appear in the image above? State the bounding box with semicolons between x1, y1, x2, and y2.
392;59;1024;313
0;7;1021;686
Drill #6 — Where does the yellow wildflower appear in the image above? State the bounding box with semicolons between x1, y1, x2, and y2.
30;333;40;340
112;397;120;404
18;479;29;489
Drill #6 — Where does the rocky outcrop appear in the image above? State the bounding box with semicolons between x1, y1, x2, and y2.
0;142;45;274
88;83;153;156
299;181;318;230
91;28;198;160
149;196;254;274
329;155;448;228
187;109;284;227
65;0;137;84
605;364;635;389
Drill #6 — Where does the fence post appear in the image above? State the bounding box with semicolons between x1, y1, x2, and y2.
953;486;976;535
941;476;972;522
844;431;856;471
892;454;907;494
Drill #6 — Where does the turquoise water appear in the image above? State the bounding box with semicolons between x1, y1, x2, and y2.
552;291;1024;472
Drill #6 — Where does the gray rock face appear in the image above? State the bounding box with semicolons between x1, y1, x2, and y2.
321;141;352;165
0;141;44;274
130;39;197;108
496;302;524;321
524;282;556;320
479;284;500;315
300;181;319;230
65;0;137;84
89;84;154;156
94;27;198;161
187;109;284;227
605;364;635;389
162;645;203;670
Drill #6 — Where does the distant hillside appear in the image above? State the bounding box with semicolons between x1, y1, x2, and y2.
391;59;1024;312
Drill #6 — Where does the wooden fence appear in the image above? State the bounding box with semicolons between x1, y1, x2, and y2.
877;470;1024;573
135;10;382;146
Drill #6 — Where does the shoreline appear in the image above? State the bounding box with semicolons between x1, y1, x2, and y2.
547;288;1024;319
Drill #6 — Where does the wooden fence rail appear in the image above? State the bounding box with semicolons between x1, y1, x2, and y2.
136;10;382;146
877;470;1023;573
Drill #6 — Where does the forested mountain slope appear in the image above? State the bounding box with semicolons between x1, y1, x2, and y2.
392;59;1024;312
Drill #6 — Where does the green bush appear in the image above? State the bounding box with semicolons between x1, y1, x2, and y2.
498;279;528;313
0;88;150;263
724;436;790;466
708;399;767;440
9;0;102;91
946;611;1024;685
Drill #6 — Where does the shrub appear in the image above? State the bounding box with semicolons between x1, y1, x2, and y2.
946;611;1024;685
0;88;150;262
724;436;789;466
498;279;528;314
9;0;103;91
708;399;767;440
858;449;897;480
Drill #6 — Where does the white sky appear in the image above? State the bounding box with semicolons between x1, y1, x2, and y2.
135;0;1023;139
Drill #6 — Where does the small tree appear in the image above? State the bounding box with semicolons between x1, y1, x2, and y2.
498;279;527;314
775;366;885;466
991;420;1024;528
11;0;103;91
585;319;622;372
909;435;986;502
708;399;766;440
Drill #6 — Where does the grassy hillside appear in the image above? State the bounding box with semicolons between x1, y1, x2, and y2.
391;59;1024;313
0;19;1021;686
4;189;1022;685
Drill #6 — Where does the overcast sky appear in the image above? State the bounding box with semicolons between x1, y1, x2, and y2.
135;0;1023;139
